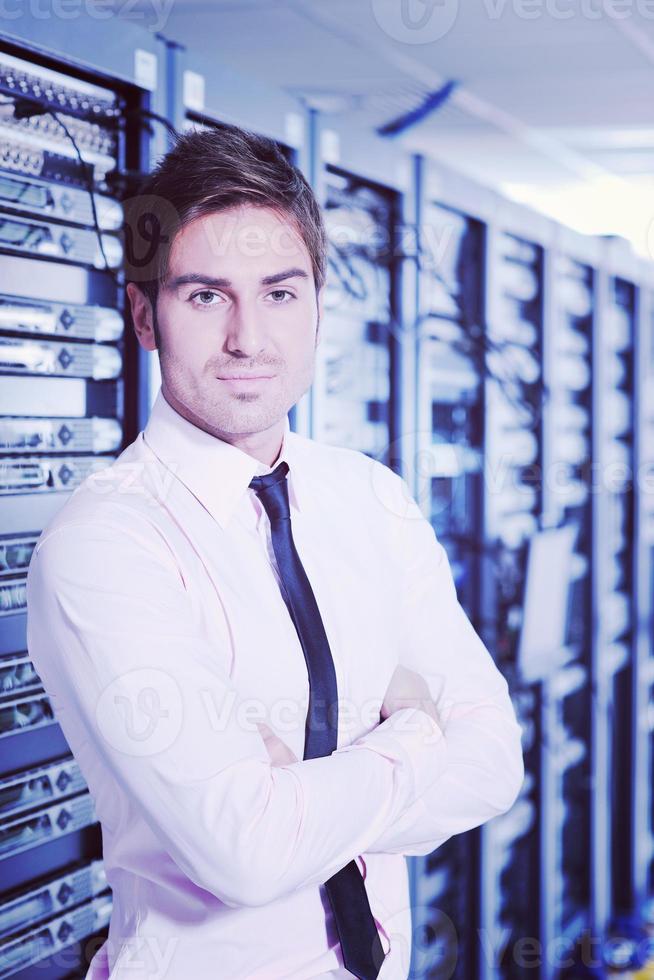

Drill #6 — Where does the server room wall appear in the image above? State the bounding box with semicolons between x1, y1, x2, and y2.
2;11;654;980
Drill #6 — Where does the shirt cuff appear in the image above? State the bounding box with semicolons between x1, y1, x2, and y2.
338;706;448;815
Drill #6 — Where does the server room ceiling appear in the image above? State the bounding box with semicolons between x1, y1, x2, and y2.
148;0;654;252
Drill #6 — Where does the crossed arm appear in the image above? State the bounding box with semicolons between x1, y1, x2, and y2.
258;664;439;766
26;480;523;908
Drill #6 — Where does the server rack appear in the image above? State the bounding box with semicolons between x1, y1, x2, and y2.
410;187;485;980
291;109;413;460
632;263;654;909
408;163;654;979
408;157;654;979
537;229;599;973
590;241;637;942
480;213;546;980
0;36;151;979
314;163;400;462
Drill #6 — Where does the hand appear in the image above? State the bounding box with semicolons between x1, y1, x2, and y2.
380;665;442;727
257;722;299;766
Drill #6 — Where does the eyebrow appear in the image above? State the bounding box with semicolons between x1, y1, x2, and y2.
165;267;310;290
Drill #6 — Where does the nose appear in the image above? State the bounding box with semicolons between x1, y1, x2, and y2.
224;299;267;358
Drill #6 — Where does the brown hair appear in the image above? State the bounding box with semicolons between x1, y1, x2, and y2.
123;122;328;333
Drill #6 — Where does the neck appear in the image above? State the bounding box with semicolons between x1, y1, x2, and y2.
160;386;286;467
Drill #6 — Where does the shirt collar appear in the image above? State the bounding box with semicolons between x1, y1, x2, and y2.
142;387;302;529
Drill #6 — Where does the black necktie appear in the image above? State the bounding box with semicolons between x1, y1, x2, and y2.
248;460;386;980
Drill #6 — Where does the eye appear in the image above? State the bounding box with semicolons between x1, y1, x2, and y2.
189;289;222;307
268;289;295;304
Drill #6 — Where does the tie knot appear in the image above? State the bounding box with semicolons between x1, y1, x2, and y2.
248;460;291;523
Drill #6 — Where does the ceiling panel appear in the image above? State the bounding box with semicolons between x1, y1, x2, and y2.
138;0;654;251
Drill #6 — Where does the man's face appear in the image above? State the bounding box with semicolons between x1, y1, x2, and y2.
130;204;323;441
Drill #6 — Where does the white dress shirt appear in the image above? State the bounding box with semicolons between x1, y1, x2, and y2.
26;387;525;980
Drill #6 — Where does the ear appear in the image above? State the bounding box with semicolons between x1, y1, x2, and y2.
315;286;325;346
126;283;158;352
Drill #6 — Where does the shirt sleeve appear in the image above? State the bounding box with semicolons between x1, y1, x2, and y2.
361;471;525;856
26;513;450;908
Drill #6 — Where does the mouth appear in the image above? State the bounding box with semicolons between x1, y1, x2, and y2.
216;374;277;388
217;375;275;380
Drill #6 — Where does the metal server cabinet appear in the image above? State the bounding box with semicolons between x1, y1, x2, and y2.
590;239;638;939
0;35;150;979
293;110;410;461
313;163;400;462
481;210;547;980
592;250;654;974
406;161;486;980
408;165;654;979
403;159;543;980
632;259;654;912
538;227;599;972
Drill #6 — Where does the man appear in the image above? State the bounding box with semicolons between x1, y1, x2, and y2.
26;124;524;980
